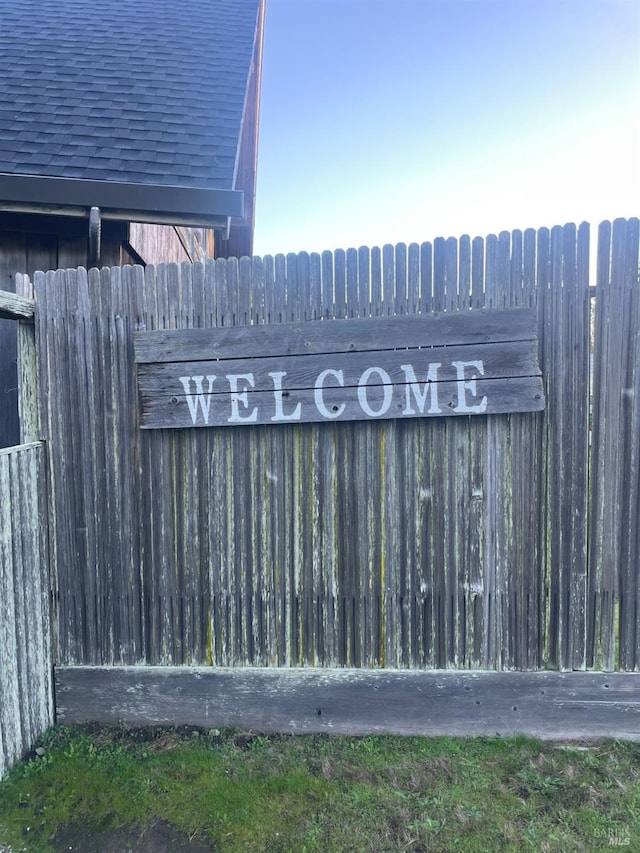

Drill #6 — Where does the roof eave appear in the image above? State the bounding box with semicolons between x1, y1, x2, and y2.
0;173;243;229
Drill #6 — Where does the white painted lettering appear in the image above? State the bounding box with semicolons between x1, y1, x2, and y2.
269;371;302;422
226;373;258;423
177;359;490;426
452;360;487;413
314;369;345;419
400;363;442;414
179;375;217;425
357;367;392;417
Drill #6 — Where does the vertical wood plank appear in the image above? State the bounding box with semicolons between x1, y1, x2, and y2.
15;274;40;444
382;244;395;315
617;218;640;670
308;253;322;319
394;243;407;315
569;221;590;670
407;243;420;315
420;241;433;312
589;221;618;670
357;246;370;318
346;248;358;318
370;246;382;316
323;250;337;317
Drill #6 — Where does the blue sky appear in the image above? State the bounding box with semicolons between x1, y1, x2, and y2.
253;0;640;256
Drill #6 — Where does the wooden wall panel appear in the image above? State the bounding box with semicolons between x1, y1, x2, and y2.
128;223;208;266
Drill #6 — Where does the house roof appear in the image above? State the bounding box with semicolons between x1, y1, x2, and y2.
0;0;261;226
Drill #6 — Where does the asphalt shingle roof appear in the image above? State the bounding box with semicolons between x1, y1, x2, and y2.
0;0;260;191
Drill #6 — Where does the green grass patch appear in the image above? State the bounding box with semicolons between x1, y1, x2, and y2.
1;726;639;851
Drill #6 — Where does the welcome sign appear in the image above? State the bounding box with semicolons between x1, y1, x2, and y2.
133;308;544;429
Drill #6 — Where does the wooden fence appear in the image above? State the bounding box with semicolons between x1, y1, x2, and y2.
0;442;52;779
29;218;639;673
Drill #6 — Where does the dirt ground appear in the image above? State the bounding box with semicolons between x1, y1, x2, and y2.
51;819;214;852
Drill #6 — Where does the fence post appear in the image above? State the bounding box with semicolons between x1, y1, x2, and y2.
15;273;40;444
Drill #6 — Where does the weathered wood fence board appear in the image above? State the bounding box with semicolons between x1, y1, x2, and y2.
55;667;640;740
133;307;538;362
134;307;544;429
0;289;35;321
0;442;52;779
29;218;639;673
540;222;591;671
136;347;543;429
589;218;640;671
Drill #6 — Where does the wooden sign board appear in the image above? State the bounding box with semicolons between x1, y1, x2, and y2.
134;308;544;429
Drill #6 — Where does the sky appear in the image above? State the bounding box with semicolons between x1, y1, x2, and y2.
252;0;640;256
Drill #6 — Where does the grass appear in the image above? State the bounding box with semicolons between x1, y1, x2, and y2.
0;725;639;852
